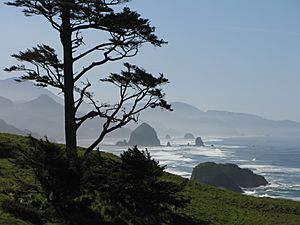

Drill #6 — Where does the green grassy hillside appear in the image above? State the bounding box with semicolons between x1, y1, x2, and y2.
0;133;300;225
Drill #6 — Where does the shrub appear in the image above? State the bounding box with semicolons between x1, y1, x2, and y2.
106;146;189;225
4;138;190;225
2;199;44;225
0;142;17;158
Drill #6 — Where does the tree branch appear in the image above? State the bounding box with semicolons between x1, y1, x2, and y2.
83;64;171;156
74;80;91;113
73;43;113;62
75;110;99;130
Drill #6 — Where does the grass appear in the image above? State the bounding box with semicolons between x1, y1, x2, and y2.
0;133;300;225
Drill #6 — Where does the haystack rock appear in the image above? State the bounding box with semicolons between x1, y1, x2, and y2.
127;123;160;146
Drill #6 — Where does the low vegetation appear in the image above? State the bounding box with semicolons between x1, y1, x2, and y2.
1;133;300;225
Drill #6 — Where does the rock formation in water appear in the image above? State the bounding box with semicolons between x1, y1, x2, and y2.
195;137;204;146
191;162;268;193
184;133;195;139
165;134;171;139
128;123;160;146
117;123;160;146
116;139;128;146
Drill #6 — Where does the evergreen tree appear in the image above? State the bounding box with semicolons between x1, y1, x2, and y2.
5;0;171;161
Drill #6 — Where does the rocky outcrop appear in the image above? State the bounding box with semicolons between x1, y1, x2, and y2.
117;123;160;146
165;134;171;139
208;173;243;193
166;141;171;147
195;137;204;146
191;162;268;193
184;133;195;139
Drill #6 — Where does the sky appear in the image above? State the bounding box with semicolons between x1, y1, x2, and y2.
0;0;299;122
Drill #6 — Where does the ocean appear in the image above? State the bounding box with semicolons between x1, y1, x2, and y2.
78;136;300;201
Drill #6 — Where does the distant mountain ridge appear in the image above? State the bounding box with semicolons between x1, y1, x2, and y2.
171;102;205;115
0;119;40;138
0;119;26;135
0;78;63;104
1;79;299;139
139;102;300;137
0;94;65;139
0;94;131;141
0;96;13;106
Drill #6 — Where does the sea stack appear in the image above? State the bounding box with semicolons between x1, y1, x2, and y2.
195;137;204;146
116;139;128;146
191;162;268;193
184;133;195;139
127;123;160;146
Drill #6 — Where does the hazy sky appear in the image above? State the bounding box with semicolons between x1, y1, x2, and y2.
0;0;299;122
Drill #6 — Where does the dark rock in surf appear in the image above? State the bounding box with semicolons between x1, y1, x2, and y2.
195;137;204;146
127;123;160;146
191;162;268;193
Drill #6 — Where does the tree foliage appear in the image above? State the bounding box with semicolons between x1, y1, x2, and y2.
112;147;189;224
4;138;189;225
5;0;171;158
3;2;184;224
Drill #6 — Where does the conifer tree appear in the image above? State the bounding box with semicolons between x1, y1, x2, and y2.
5;0;171;160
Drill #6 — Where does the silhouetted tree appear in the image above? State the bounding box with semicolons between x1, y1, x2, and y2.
5;0;171;161
113;146;189;224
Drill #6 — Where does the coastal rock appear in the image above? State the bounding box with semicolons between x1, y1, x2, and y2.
195;137;204;146
209;173;243;193
127;123;160;146
165;134;171;139
184;133;195;139
191;162;268;193
166;141;171;147
116;139;128;146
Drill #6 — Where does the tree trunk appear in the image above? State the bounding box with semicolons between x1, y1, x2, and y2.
61;1;77;160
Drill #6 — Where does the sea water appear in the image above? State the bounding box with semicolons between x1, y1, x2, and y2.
78;136;300;201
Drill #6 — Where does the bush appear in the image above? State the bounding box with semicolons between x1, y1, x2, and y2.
4;137;83;224
16;137;82;207
2;199;44;225
0;142;17;158
106;146;189;225
4;138;190;225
